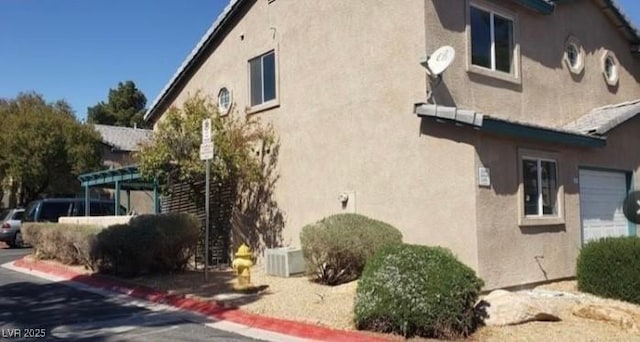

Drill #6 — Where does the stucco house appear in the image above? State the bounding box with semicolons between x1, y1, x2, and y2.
144;0;640;289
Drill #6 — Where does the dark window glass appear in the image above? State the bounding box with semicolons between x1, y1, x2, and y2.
541;161;558;215
40;202;71;222
11;211;24;220
90;203;104;216
494;14;513;73
470;6;491;69
523;159;539;216
250;57;263;106
263;52;276;102
24;202;38;222
0;210;10;221
249;51;276;106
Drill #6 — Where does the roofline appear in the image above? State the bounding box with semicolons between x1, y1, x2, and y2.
144;0;640;124
594;0;640;45
511;0;555;15
144;0;247;123
415;103;607;148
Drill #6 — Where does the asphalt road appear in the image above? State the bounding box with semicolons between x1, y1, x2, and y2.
0;245;265;341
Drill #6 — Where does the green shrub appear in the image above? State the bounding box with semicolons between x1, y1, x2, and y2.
94;213;199;276
577;236;640;304
300;213;403;286
22;223;102;266
354;244;484;339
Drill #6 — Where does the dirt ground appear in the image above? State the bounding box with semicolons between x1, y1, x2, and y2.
123;266;640;341
16;257;640;341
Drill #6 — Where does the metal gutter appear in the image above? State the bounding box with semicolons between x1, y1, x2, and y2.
415;103;606;148
511;0;555;14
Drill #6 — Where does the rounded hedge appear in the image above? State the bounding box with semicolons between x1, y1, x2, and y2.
300;213;402;285
577;236;640;304
354;244;484;339
95;213;200;276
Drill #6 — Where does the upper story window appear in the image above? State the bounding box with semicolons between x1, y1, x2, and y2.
564;36;584;75
602;51;619;86
470;5;514;74
249;51;277;107
217;87;232;115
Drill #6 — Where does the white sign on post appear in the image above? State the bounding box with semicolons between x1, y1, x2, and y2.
202;118;212;144
200;142;214;160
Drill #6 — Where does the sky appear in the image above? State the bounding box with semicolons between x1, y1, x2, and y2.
1;0;640;122
0;0;225;121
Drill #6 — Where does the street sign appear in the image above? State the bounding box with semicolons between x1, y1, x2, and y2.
202;118;212;144
199;142;214;160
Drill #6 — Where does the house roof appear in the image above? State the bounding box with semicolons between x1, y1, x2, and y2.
93;124;154;152
143;0;640;123
563;99;640;135
415;104;607;148
144;0;244;123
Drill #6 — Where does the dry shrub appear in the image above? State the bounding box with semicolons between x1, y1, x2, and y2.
22;223;102;266
94;213;200;277
300;213;403;285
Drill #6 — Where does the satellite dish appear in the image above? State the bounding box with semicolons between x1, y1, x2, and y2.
420;46;455;77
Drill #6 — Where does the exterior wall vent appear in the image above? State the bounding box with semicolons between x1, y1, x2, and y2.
264;247;305;277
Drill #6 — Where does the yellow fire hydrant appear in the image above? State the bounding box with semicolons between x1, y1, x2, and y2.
231;243;253;290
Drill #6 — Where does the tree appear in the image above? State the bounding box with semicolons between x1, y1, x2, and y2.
87;80;147;128
137;93;284;257
0;93;103;205
137;93;274;194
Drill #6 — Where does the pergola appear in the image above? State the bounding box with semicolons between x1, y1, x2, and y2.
78;165;160;216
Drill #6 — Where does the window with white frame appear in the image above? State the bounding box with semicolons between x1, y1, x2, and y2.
249;51;276;107
470;5;514;74
522;157;558;217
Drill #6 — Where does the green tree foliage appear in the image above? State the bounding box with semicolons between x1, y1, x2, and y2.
87;80;147;128
137;93;275;196
0;93;103;205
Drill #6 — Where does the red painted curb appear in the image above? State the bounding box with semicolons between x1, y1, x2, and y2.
12;258;393;342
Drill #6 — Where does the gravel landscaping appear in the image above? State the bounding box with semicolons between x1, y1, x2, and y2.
18;256;640;341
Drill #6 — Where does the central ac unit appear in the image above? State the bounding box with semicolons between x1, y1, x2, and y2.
264;247;305;277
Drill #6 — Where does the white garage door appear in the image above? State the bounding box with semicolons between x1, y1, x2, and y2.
579;169;629;244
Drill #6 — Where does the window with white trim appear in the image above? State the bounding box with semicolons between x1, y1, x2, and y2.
249;51;276;107
217;87;231;114
522;158;558;217
470;5;514;74
602;51;619;86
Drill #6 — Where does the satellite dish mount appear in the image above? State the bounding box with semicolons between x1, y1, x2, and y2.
420;45;455;99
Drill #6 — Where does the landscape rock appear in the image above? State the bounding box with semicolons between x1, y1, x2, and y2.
573;304;640;333
483;289;561;326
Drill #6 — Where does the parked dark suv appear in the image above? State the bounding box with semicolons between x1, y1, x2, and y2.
23;198;127;223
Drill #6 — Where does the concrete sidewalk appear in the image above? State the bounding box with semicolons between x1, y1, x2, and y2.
4;257;392;342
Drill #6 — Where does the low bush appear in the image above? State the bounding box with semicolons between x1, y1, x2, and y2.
354;244;484;339
577;236;640;304
22;223;102;266
94;213;199;276
300;213;402;285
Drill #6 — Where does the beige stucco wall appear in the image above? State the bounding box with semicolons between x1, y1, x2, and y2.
148;0;640;288
426;0;640;126
152;0;480;269
474;115;640;289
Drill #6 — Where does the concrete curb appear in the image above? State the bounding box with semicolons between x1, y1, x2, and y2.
12;258;392;342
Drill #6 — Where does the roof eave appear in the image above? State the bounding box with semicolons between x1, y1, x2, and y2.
415;104;606;148
511;0;555;15
144;0;247;123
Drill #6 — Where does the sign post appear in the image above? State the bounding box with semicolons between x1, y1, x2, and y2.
200;119;213;281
